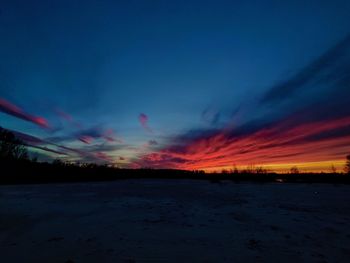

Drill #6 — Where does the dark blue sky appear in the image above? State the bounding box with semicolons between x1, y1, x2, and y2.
1;0;350;170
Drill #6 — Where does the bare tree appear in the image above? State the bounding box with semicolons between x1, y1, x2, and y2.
330;164;337;174
221;169;229;174
255;166;268;174
245;164;255;174
0;127;28;160
290;166;299;174
232;164;239;174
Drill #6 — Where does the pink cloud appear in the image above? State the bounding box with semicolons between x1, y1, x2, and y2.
55;108;72;122
54;108;82;128
138;113;152;133
0;98;49;129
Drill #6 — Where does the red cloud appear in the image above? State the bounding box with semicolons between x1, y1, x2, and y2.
0;98;49;129
133;116;350;171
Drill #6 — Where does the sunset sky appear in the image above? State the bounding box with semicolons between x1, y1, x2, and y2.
1;0;350;172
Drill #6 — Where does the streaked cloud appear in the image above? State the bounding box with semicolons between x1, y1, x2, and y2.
133;116;350;171
132;36;350;172
261;35;350;104
0;98;49;129
76;127;120;144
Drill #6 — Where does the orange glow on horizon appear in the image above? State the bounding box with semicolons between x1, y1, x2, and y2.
200;160;347;173
133;116;350;173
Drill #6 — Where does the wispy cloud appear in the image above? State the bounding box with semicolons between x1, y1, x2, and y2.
8;128;120;163
78;135;94;144
201;107;221;126
138;113;152;133
148;140;158;146
261;34;350;106
0;100;123;163
76;127;120;144
132;35;350;171
8;129;67;155
47;125;122;145
94;152;114;162
133;116;350;170
27;145;68;155
54;107;121;144
54;108;81;128
0;98;49;129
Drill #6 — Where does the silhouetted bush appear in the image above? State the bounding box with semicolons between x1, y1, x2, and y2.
345;155;350;174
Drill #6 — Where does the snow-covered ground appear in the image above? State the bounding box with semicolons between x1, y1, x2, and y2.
0;180;350;262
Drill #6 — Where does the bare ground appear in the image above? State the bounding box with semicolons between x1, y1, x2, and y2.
1;180;350;262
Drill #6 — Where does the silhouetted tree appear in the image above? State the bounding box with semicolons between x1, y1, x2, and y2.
345;155;350;174
232;164;239;174
245;164;255;174
0;127;28;160
52;158;64;166
255;166;267;174
330;164;337;174
290;166;299;174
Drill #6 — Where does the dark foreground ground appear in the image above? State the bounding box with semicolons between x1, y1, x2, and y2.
0;180;350;263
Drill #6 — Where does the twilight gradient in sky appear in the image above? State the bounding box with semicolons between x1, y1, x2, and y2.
1;0;350;172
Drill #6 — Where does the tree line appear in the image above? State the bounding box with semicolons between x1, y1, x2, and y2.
1;127;350;184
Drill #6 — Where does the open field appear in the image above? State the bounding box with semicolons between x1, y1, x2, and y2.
1;180;350;262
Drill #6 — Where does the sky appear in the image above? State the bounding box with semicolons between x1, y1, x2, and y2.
1;0;350;172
